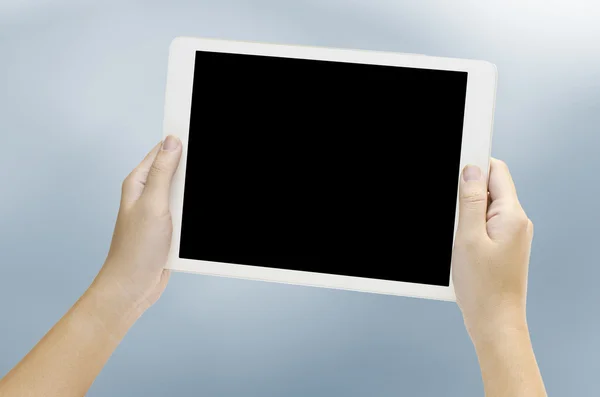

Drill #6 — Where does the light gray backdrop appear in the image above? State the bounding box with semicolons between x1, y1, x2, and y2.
1;1;599;396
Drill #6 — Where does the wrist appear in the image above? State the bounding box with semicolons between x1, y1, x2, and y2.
464;305;528;346
81;282;144;335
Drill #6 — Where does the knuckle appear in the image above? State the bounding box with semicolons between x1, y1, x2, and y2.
122;168;147;188
149;160;165;175
148;161;167;178
511;211;529;230
121;176;130;190
122;172;135;190
461;188;487;206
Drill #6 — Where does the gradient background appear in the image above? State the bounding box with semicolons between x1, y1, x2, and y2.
1;1;599;396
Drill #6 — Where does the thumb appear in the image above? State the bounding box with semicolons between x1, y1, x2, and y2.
457;164;488;239
143;135;182;210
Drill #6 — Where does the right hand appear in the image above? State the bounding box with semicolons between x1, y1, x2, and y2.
452;158;534;340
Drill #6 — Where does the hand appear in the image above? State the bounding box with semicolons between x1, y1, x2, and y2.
89;135;182;316
452;158;533;340
0;136;183;397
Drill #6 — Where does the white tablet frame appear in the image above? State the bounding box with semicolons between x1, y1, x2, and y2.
162;36;496;301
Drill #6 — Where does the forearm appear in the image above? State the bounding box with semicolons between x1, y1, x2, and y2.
470;312;547;397
0;286;140;397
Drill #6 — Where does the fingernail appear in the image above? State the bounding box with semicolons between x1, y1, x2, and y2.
463;165;481;182
162;135;179;151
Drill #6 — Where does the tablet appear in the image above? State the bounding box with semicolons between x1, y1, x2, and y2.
162;36;496;301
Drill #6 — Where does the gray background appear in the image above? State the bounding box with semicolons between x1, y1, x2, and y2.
1;1;599;396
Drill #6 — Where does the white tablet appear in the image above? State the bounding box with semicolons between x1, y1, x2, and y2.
162;36;496;301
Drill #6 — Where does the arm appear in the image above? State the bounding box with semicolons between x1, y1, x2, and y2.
0;136;182;397
452;158;547;397
0;289;138;396
471;314;546;397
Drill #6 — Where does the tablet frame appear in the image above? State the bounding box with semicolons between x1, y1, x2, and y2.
162;36;496;301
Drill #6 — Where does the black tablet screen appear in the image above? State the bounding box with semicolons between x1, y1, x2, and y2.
178;50;468;287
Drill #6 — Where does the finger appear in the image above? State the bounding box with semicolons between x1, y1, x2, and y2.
121;141;162;204
143;135;182;211
488;158;519;204
456;164;489;238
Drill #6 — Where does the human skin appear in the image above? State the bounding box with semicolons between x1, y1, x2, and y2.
0;138;546;396
0;136;182;397
452;159;547;396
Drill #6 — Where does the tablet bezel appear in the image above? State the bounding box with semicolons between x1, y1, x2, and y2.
162;36;496;301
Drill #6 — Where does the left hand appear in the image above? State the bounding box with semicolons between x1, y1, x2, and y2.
89;135;182;316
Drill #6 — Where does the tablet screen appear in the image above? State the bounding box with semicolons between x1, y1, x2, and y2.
179;50;468;287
